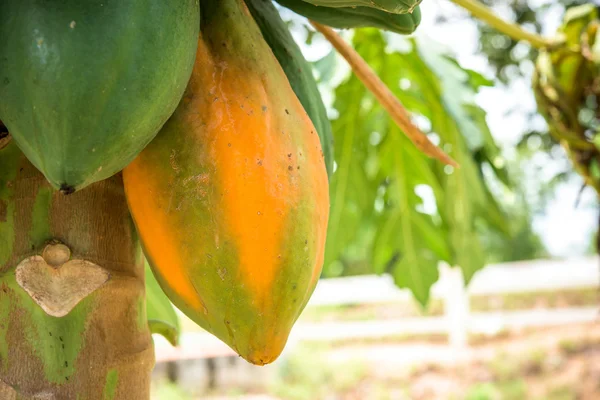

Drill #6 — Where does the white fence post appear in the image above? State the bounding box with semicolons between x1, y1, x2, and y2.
440;264;470;349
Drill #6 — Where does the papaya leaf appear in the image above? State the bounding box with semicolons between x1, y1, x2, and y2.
374;129;443;305
145;261;180;346
148;321;179;348
298;0;421;15
411;39;491;283
324;28;509;301
313;50;339;83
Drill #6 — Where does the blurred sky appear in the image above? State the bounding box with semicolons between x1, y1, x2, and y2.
281;0;598;258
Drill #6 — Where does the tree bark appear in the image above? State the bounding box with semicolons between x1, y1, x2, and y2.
0;138;154;399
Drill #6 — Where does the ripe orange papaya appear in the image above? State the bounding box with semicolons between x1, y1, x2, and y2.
123;0;329;365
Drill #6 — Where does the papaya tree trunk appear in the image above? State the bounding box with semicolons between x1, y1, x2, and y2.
0;137;154;399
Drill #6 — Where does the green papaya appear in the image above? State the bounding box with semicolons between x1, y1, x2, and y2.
300;0;420;14
532;4;600;193
276;0;421;35
0;0;199;193
123;0;330;365
246;0;334;178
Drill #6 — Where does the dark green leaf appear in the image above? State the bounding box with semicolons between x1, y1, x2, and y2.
146;261;180;346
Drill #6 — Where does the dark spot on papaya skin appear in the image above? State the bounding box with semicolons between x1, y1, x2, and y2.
0;200;6;222
224;320;238;353
292;284;297;290
288;166;293;171
228;143;231;147
49;332;52;337
59;184;75;195
262;105;267;112
65;377;69;381
64;361;68;367
284;109;289;115
287;153;292;158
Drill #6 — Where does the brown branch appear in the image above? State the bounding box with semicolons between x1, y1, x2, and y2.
310;21;458;167
449;0;563;50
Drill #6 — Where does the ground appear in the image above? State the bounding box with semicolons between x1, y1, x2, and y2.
152;321;600;400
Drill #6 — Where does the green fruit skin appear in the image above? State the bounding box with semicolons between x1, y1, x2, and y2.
0;0;200;192
300;0;420;14
276;0;421;35
246;0;334;178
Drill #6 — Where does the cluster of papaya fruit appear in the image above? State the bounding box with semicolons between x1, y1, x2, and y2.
0;0;421;364
533;4;600;195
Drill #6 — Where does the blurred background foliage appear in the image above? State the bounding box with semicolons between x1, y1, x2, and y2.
317;31;512;305
439;0;596;182
272;0;600;304
143;1;598;315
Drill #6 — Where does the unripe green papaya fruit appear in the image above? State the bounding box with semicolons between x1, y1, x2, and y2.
0;0;199;193
123;0;329;365
246;0;334;178
276;0;421;35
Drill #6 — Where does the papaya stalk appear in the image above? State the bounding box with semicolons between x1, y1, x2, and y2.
310;21;458;167
448;0;564;50
0;136;153;399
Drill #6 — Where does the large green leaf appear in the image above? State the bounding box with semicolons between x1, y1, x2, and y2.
322;29;511;304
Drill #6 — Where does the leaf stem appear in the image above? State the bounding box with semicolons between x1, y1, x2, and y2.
449;0;563;50
310;21;458;167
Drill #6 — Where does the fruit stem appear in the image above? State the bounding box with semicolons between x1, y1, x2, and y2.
310;21;459;167
449;0;564;50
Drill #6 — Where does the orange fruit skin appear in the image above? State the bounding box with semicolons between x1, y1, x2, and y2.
123;0;329;365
